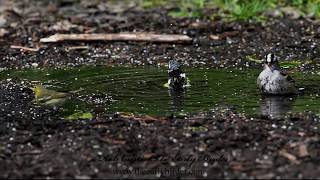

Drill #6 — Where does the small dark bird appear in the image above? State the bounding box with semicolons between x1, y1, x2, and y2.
164;60;190;90
257;53;297;95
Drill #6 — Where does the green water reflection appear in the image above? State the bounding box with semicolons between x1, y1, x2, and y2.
1;66;320;117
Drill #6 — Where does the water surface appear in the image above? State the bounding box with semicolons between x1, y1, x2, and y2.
1;66;320;118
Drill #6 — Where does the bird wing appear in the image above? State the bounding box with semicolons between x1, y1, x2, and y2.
278;71;298;94
280;71;295;83
256;73;266;90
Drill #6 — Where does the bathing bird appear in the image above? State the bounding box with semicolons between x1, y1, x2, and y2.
164;60;190;90
32;84;70;106
257;53;297;95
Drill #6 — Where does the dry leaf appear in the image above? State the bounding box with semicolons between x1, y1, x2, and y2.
0;28;8;37
209;31;239;40
98;137;126;145
209;35;220;40
298;144;309;157
230;161;244;171
143;153;156;159
279;149;300;164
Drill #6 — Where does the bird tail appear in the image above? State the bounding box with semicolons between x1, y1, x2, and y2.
69;87;84;94
297;87;305;95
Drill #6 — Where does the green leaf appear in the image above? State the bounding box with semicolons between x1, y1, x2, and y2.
190;126;208;132
279;61;302;68
65;111;93;121
246;55;261;63
168;10;190;17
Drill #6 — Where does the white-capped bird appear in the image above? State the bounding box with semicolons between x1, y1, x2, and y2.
257;53;297;95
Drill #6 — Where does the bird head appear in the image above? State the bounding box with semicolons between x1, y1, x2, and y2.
31;85;43;98
264;53;280;71
168;60;180;73
168;60;183;79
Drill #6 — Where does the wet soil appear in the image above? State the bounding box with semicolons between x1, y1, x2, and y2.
1;0;320;70
1;0;320;178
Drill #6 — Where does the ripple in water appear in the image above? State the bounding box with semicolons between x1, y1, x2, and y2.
1;66;320;118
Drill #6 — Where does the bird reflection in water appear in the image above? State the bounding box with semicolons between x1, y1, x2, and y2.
168;88;185;113
260;95;296;119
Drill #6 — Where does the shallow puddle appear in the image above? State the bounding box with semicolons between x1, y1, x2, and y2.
1;66;320;118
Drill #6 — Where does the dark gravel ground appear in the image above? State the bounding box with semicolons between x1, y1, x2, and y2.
1;0;320;178
0;0;320;70
1;80;320;178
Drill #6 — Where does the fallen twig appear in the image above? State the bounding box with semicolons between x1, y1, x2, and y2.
209;31;239;40
120;114;166;123
97;137;126;145
40;33;192;43
65;45;90;51
10;45;39;52
279;149;300;164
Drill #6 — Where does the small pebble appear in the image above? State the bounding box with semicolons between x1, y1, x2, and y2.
31;63;38;68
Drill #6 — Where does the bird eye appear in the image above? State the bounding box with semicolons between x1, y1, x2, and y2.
271;54;275;62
